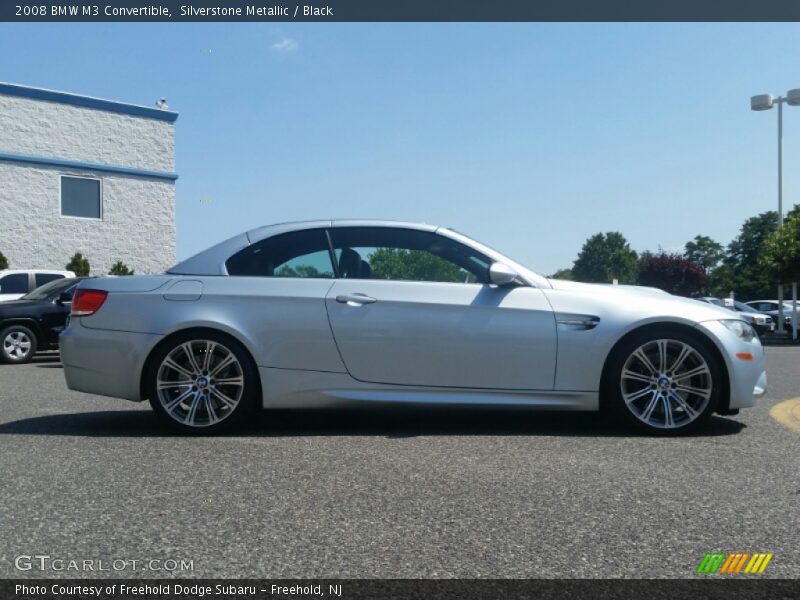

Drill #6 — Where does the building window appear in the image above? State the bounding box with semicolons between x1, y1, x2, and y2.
61;176;102;219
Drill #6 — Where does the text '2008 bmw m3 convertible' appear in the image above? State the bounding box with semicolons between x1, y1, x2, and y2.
60;220;767;434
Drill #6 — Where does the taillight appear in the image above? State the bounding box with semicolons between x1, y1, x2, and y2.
71;289;108;317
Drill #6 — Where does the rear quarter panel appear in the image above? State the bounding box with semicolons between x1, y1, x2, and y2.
79;275;346;373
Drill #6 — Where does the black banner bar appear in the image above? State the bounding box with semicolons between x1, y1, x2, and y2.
3;580;800;600
3;0;800;22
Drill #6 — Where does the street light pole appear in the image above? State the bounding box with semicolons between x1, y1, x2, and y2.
751;89;800;334
778;98;783;227
778;98;784;334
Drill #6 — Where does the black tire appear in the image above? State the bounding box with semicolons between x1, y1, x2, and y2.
146;330;260;434
0;324;38;364
604;328;722;435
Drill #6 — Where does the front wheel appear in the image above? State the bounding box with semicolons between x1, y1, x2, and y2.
606;329;722;434
147;331;260;434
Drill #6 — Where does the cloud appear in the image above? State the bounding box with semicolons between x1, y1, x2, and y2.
271;38;298;53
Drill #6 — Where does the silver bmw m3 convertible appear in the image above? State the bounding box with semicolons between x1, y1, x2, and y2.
61;220;767;434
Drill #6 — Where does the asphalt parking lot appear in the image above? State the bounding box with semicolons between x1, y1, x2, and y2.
0;347;798;579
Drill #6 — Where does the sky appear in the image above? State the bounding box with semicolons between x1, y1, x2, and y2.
1;23;799;275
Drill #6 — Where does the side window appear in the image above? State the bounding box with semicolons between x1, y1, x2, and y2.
226;229;335;279
0;273;29;294
330;227;491;284
35;273;65;287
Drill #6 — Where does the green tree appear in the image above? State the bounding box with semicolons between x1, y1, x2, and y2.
638;251;708;296
571;232;638;284
711;211;778;300
369;248;469;283
760;211;800;284
707;264;737;299
684;235;724;274
108;261;134;276
549;268;573;280
0;251;7;270
66;252;90;277
274;264;323;278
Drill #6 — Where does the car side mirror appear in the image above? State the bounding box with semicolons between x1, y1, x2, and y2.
57;291;72;305
489;262;520;286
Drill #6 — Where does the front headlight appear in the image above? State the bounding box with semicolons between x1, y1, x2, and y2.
753;315;766;325
720;319;757;342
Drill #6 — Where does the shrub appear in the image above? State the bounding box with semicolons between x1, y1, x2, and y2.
108;261;134;276
66;252;90;276
638;252;708;296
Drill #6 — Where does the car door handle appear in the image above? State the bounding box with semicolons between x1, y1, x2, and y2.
335;293;377;306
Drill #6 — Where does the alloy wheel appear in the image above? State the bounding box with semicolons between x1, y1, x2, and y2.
620;339;712;430
3;330;32;361
156;340;245;428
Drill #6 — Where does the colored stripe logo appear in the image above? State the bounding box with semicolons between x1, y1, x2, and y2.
696;552;773;574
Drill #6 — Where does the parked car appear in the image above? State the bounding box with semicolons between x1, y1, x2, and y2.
744;300;796;328
0;269;75;302
694;297;774;337
0;276;88;363
61;220;767;435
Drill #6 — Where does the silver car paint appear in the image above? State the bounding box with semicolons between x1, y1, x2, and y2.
60;219;766;412
325;279;557;389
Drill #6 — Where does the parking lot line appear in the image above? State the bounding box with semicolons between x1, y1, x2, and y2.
770;397;800;433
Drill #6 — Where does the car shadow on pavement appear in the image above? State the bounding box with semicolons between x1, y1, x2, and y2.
0;406;746;438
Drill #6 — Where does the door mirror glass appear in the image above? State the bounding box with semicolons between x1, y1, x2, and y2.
489;262;519;286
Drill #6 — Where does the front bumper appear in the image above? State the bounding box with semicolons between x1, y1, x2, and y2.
60;320;163;401
696;320;767;410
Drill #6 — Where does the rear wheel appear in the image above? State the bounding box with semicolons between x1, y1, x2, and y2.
147;331;259;434
606;329;721;434
0;325;38;364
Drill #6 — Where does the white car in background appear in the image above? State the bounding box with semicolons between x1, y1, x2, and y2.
745;300;797;328
0;270;76;302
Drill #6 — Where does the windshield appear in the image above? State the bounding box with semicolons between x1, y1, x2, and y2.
735;301;760;313
21;278;77;301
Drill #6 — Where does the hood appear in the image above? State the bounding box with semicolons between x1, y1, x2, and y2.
0;298;50;310
545;278;736;323
547;278;671;297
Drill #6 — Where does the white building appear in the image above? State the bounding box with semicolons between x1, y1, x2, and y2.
0;82;178;275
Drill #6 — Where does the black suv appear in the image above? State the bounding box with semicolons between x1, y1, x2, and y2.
0;277;90;364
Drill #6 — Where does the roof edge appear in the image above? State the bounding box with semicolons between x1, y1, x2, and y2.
0;82;178;123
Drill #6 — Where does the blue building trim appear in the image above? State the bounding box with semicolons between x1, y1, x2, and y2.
0;151;179;181
0;82;179;123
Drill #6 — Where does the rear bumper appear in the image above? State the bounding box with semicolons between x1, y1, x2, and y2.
60;320;162;401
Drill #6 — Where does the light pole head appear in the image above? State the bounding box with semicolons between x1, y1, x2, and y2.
787;89;800;107
751;94;775;111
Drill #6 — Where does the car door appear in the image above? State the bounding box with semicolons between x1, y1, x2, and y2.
38;281;78;344
325;226;557;390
